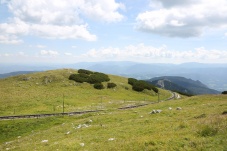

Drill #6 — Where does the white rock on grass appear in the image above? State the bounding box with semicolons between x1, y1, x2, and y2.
108;138;115;141
168;107;172;110
150;109;162;114
156;110;162;113
80;143;85;147
41;140;48;143
66;131;70;135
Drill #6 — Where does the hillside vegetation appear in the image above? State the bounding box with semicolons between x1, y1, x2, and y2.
0;69;168;116
1;69;226;150
0;95;226;150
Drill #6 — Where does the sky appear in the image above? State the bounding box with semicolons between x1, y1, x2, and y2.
1;0;227;64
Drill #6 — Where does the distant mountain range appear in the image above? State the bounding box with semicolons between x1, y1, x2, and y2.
147;76;220;95
0;71;38;79
0;61;226;91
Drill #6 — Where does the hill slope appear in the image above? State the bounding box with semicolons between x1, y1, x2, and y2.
148;76;220;95
0;69;169;116
0;95;226;150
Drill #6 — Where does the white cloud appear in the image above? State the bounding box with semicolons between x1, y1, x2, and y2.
64;52;72;56
136;0;227;37
36;45;46;48
0;35;23;44
40;50;59;56
83;44;227;63
0;0;124;43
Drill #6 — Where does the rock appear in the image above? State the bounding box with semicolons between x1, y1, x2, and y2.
150;109;162;114
80;143;85;147
168;107;172;110
150;110;157;114
156;110;162;113
176;107;182;110
41;140;48;143
108;138;115;141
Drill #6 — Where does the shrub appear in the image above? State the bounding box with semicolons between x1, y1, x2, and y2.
78;69;93;75
69;73;88;83
128;78;159;93
87;72;110;84
128;78;137;86
132;84;144;92
94;83;104;89
107;83;117;89
222;91;227;94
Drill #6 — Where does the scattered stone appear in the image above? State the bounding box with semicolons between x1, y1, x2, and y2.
176;107;182;110
41;140;48;143
108;138;115;141
17;136;21;139
80;143;85;147
89;119;93;123
66;131;70;135
150;109;162;114
140;115;143;118
156;110;162;113
150;110;157;114
168;107;172;110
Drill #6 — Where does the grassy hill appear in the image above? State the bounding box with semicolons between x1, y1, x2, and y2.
0;69;169;116
0;69;226;150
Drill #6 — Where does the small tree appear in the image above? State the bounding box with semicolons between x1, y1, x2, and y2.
107;82;117;89
94;83;104;89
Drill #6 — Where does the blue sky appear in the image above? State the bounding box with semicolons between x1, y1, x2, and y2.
0;0;227;64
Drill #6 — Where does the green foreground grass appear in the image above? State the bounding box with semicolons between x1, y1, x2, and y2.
0;95;227;151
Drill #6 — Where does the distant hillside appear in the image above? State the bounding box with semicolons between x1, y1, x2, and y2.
147;76;220;95
0;71;37;79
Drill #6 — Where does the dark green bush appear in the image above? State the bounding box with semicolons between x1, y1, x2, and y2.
69;73;89;83
78;69;93;75
132;84;144;92
128;78;158;93
94;83;104;89
222;91;227;94
107;82;117;89
87;72;110;84
128;78;137;86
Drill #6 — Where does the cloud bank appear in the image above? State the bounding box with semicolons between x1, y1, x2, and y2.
136;0;227;37
0;0;124;44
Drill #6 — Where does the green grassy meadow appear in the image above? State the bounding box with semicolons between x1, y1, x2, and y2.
0;69;169;116
0;69;226;150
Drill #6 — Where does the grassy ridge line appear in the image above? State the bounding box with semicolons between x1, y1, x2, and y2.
0;69;171;116
0;95;226;150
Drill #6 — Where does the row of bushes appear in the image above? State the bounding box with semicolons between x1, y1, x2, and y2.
69;69;116;90
69;70;110;84
128;78;158;93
